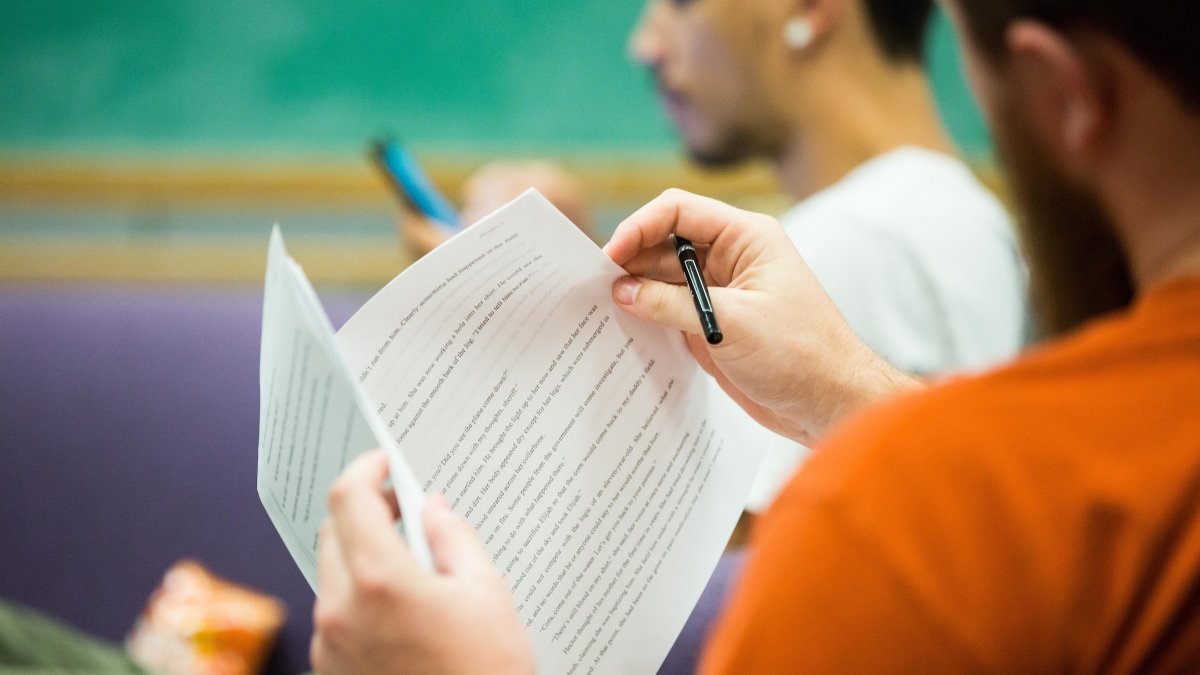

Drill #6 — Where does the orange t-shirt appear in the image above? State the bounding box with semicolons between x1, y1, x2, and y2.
701;278;1200;674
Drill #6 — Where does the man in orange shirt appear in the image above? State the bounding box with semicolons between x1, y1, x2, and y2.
306;0;1200;673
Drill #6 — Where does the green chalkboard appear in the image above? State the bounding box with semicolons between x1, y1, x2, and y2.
0;0;990;157
926;10;992;159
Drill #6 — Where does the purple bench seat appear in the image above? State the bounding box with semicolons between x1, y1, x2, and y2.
0;285;740;675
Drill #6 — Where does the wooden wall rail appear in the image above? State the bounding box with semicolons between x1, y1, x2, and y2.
0;154;1003;284
0;239;410;285
0;154;784;283
0;156;782;207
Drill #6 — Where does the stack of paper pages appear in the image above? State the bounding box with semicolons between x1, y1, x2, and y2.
257;190;765;675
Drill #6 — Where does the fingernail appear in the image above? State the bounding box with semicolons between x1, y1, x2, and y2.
613;277;642;305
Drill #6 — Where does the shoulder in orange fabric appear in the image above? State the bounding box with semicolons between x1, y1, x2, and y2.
701;278;1200;675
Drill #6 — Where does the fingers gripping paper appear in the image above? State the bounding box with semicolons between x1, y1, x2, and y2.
259;191;765;675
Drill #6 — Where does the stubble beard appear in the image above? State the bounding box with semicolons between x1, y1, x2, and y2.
684;119;789;168
992;95;1134;339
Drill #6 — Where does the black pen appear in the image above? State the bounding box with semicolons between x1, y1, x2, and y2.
672;235;723;345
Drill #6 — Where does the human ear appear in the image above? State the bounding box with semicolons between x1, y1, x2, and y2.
781;0;845;54
1006;20;1109;176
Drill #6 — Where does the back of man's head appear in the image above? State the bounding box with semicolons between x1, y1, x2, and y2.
950;0;1200;337
955;1;1200;110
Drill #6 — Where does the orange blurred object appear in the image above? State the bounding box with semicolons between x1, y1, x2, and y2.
126;560;286;675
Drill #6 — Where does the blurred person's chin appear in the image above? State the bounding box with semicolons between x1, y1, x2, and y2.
992;95;1133;338
683;131;759;168
673;108;786;169
657;76;786;169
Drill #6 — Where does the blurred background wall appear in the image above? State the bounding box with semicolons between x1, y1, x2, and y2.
0;0;990;285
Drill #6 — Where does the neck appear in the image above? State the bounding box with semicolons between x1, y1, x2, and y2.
772;64;954;200
1107;179;1200;292
1099;119;1200;292
1156;233;1200;283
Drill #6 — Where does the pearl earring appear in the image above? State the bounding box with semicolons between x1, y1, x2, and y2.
784;17;814;50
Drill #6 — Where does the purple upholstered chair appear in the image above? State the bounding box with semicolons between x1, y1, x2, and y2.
0;284;742;675
0;285;367;675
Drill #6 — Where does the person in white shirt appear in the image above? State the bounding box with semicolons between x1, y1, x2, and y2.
629;0;1027;515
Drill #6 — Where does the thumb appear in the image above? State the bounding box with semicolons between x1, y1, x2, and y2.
612;276;702;334
423;494;492;577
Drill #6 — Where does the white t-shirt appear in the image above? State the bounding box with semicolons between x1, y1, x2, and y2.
745;146;1028;511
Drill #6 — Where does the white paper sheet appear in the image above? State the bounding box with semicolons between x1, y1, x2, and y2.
332;191;766;675
257;227;431;591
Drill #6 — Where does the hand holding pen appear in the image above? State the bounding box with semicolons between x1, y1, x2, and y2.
604;189;915;444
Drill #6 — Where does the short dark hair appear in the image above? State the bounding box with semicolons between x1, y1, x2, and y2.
862;0;935;64
953;0;1200;109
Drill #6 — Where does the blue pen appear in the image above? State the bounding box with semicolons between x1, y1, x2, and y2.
372;140;462;236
